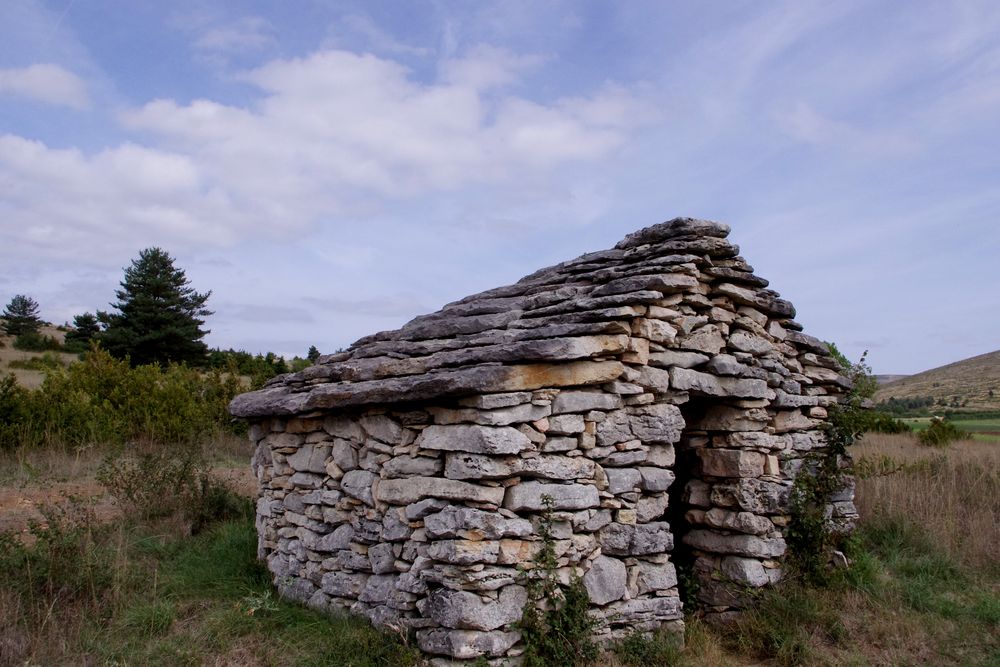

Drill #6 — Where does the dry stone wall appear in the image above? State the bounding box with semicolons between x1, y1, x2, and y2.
231;217;858;662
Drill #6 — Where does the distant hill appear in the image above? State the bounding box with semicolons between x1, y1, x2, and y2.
875;374;909;385
875;350;1000;411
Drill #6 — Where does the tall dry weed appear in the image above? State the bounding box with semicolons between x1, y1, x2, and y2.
853;433;1000;571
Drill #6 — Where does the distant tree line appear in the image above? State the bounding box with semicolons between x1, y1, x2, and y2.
3;247;322;386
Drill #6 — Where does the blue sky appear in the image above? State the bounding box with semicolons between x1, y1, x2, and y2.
1;0;998;374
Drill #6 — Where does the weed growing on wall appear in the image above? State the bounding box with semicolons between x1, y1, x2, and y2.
518;495;598;667
787;350;871;583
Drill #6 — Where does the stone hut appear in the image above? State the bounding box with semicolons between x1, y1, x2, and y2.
229;217;857;662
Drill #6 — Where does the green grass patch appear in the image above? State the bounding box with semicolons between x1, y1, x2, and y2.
3;512;421;666
727;515;999;666
903;416;1000;441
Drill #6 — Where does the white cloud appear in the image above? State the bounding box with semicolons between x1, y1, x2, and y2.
0;46;649;268
774;101;919;156
439;44;542;89
329;13;431;57
0;63;89;109
194;15;275;55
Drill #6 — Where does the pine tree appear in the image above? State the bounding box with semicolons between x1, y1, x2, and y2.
1;294;42;336
64;312;100;351
98;248;213;366
307;345;321;363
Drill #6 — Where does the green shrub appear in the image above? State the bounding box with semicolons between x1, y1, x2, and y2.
861;411;911;434
0;373;28;449
8;352;65;371
97;447;250;531
732;582;844;666
13;331;63;352
1;348;246;450
917;417;968;447
613;629;683;666
0;500;114;610
518;496;598;667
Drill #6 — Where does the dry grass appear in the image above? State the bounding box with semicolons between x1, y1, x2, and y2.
0;326;78;389
854;432;1000;571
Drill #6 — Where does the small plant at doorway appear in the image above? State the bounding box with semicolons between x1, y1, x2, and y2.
518;495;598;667
787;350;871;583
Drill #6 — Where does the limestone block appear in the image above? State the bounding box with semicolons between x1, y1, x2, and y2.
314;524;354;552
424;506;532;540
692;406;769;431
603;595;683;624
683;479;711;508
541;436;578;453
600;521;673;556
341;469;377;506
444;453;595;481
320;571;369;598
636;366;672;393
772;411;820;433
605;467;642;494
622;337;650;365
287;444;330;474
584;555;627;605
422;564;519;592
458;392;533;409
427;540;502;565
670;367;771;399
703;508;773;535
635;561;678;595
628;403;684;443
288;472;324;489
699;449;765;478
710;478;790;514
635;493;670;522
382;510;412;541
548;414;586;434
415;424;533;455
596;410;633;447
551;390;623;414
638;467;675;492
677;324;725;354
376;477;505;506
728;331;772;355
383;454;443;478
358;573;397;603
331;439;358;471
359;414;405;443
323;416;364;442
503;481;601;511
401;500;447;522
684;530;786;558
592;273;699;297
416;628;521;659
721;556;768;587
429;402;551;426
648;350;710;368
419;585;527;631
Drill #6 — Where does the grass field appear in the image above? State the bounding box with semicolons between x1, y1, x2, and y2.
0;326;79;389
1;430;996;666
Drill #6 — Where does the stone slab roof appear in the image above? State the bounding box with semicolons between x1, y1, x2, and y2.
230;217;808;418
